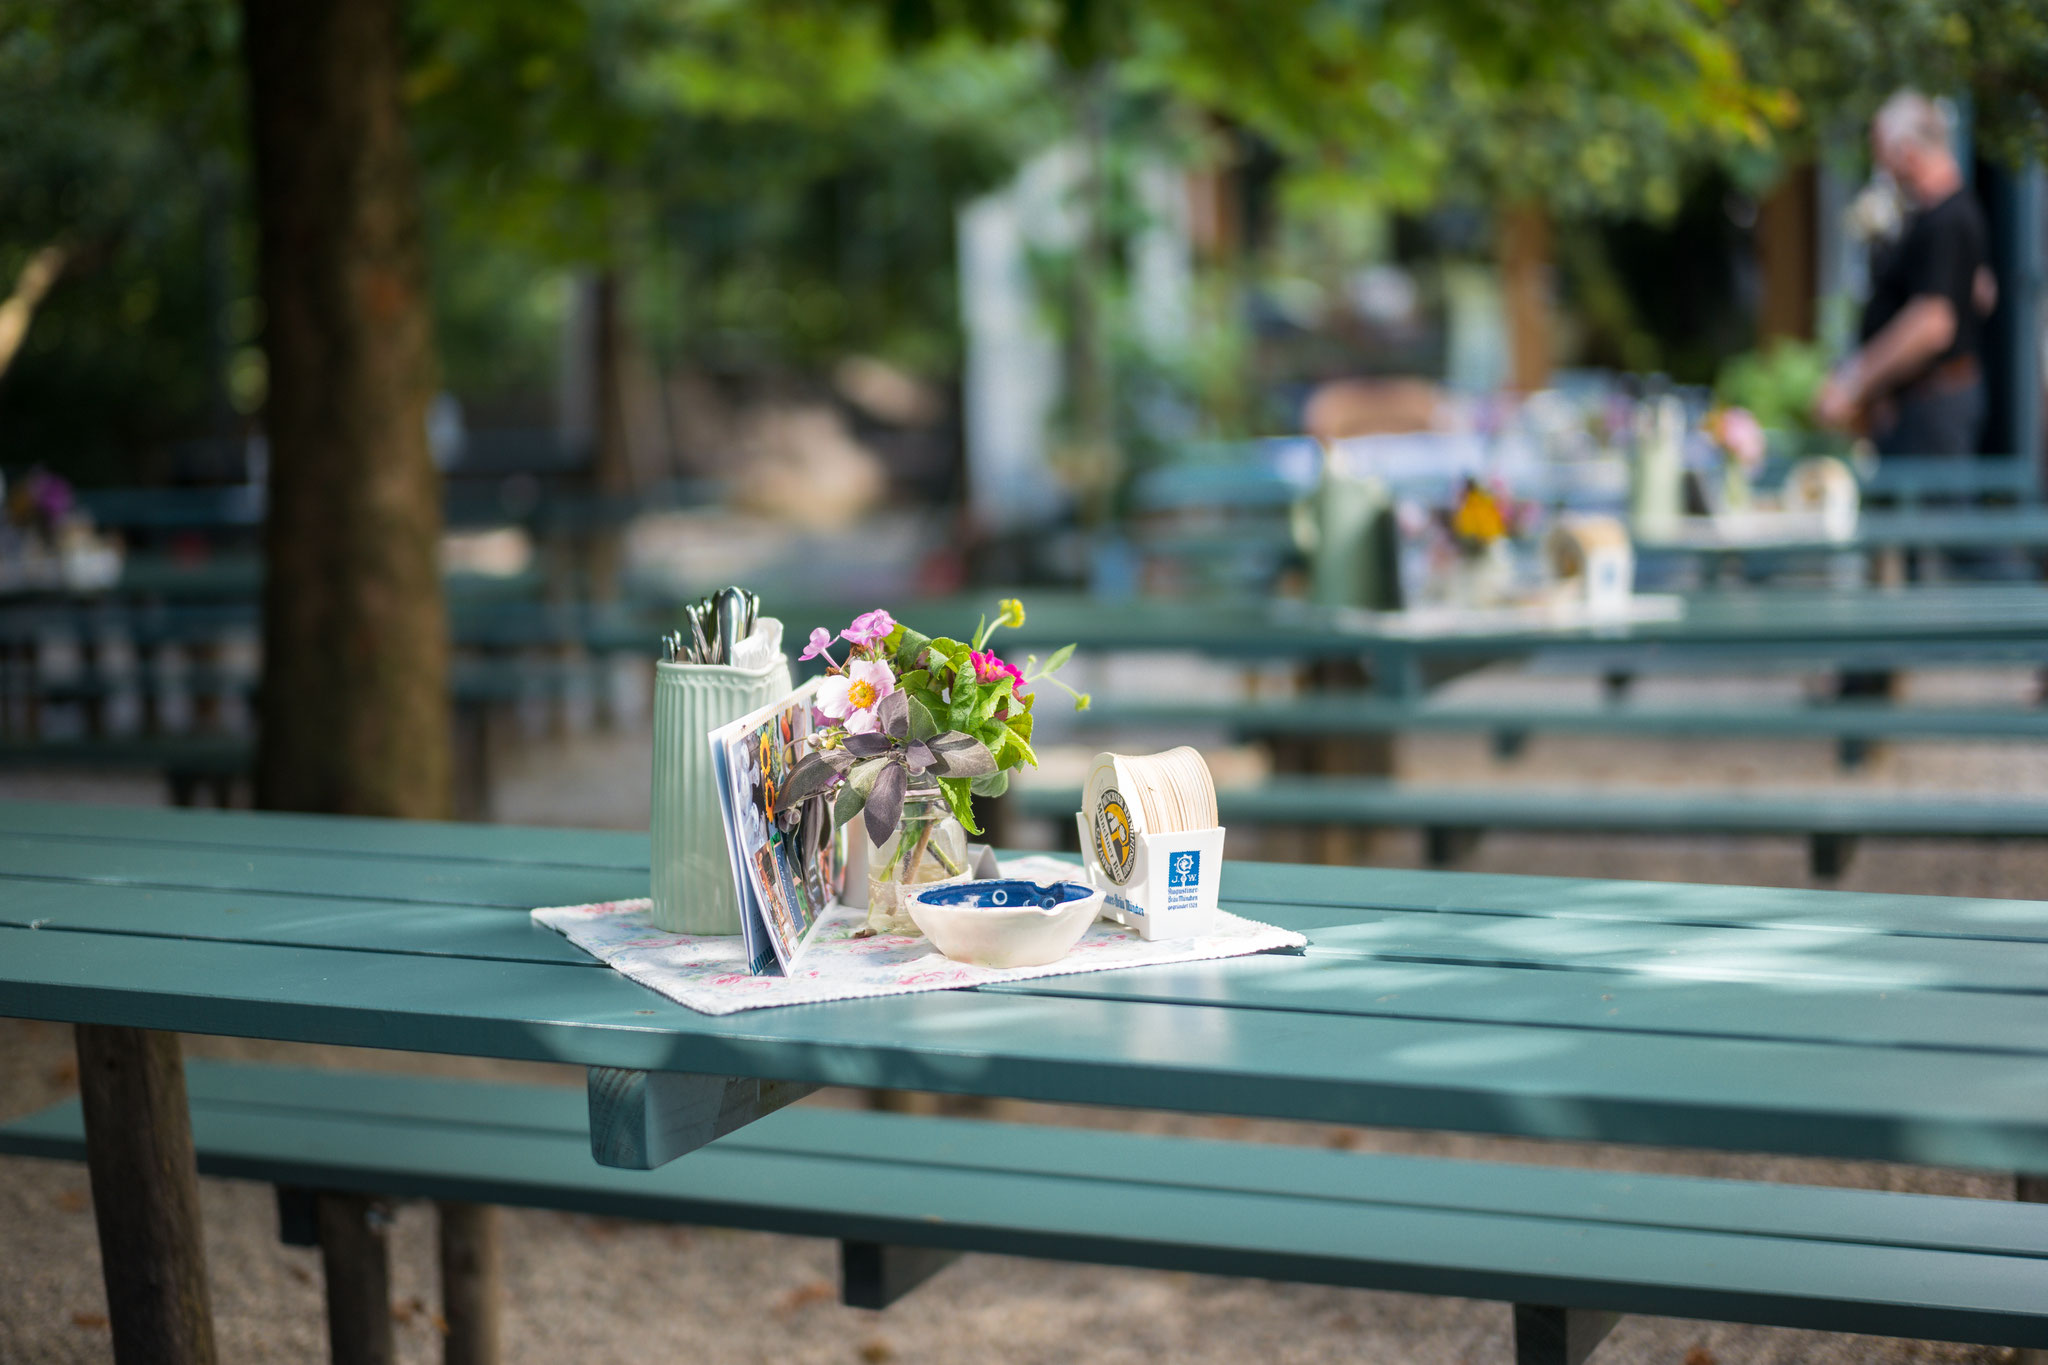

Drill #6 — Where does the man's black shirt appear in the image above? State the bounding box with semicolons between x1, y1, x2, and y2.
1859;187;1988;390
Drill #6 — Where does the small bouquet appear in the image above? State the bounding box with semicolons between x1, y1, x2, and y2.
1443;476;1526;558
777;598;1087;928
1703;404;1767;511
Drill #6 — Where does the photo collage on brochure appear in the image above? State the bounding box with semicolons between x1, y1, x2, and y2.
709;677;846;975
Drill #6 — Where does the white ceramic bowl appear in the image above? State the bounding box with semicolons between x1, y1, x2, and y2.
908;878;1104;969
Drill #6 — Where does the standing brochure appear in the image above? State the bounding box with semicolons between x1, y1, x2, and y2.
706;678;845;975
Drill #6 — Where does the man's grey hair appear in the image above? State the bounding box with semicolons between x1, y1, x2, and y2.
1874;89;1954;155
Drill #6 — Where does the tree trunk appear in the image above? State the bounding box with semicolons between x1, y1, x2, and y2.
584;270;634;602
1756;163;1818;344
1498;201;1554;393
242;0;452;819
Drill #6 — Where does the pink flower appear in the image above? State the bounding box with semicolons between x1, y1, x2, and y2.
799;627;837;663
969;651;1023;688
816;658;896;734
840;609;896;648
1716;406;1767;471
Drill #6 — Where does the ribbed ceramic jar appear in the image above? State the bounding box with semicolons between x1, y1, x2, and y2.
650;642;793;934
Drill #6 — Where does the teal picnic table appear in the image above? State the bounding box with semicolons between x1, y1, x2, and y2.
778;583;2048;694
9;801;2048;1360
1634;508;2048;574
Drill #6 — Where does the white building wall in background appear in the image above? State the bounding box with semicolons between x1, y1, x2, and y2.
958;148;1077;531
958;147;1193;531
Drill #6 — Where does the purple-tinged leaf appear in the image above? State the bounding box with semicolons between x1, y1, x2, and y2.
777;753;842;810
924;730;999;778
863;758;908;847
877;687;910;738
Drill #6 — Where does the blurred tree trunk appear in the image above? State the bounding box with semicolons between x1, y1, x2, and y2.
242;0;452;818
585;269;633;602
1499;201;1553;392
1756;163;1818;343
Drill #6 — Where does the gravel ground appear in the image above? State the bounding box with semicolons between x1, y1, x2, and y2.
2;663;2041;1364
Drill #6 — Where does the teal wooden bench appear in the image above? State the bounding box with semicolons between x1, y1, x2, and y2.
6;1061;2046;1362
1074;695;2048;766
1013;779;2048;877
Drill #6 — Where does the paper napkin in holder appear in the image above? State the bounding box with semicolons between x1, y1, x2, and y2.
1072;813;1226;941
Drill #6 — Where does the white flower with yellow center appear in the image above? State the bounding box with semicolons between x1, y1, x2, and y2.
817;658;897;735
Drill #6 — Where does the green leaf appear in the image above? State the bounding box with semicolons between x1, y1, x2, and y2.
1007;709;1034;742
1040;642;1075;674
973;676;1013;725
971;612;988;650
897;668;930;693
846;755;892;797
907;693;942;741
969;769;1009;798
937;775;982;836
947;683;979;731
892;627;932;671
833;779;868;827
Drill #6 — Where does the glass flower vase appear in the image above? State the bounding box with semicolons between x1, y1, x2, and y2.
865;778;970;936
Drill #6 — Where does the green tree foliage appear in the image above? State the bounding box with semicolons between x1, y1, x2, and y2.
1128;0;1785;219
0;0;247;480
1733;0;2048;166
407;0;1058;376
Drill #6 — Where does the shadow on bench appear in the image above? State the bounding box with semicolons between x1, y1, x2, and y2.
5;1062;2045;1365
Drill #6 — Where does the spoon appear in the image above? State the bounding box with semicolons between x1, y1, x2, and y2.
714;586;748;663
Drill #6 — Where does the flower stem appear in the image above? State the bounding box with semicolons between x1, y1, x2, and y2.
899;817;935;882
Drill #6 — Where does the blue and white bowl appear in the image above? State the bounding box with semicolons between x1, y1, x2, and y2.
908;878;1104;968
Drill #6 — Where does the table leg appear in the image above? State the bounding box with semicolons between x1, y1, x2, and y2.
438;1201;502;1365
73;1024;218;1365
318;1192;395;1365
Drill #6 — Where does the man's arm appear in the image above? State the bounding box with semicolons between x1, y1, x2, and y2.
1816;294;1956;428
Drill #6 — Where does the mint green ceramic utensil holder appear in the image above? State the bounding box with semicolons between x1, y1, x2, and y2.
650;620;791;934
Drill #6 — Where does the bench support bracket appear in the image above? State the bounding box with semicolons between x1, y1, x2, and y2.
1425;825;1485;868
1513;1303;1618;1365
587;1067;820;1170
276;1185;319;1247
1809;832;1859;880
840;1241;961;1309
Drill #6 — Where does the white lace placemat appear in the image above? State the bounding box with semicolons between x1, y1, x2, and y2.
532;856;1306;1016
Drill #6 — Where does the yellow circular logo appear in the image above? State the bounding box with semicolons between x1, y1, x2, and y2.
1092;788;1136;884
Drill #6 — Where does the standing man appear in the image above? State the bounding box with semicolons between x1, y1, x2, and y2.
1817;91;1992;455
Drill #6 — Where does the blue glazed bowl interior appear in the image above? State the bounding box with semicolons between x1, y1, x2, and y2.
915;879;1093;911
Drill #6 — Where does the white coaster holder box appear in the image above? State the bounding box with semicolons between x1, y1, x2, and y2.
1073;815;1227;941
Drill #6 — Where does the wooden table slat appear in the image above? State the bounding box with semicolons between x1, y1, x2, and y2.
0;801;649;871
11;923;2048;1171
0;834;648;909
